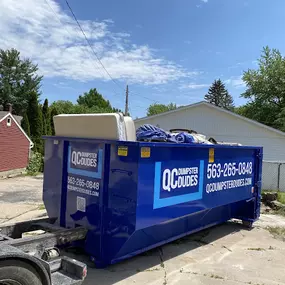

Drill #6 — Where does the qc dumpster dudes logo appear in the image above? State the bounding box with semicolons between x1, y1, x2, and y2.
162;167;199;192
67;143;103;179
153;160;204;209
69;147;99;172
67;143;103;202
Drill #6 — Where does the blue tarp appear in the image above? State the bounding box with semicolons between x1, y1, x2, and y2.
136;124;195;143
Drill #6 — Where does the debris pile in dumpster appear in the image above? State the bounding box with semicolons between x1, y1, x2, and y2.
136;123;242;146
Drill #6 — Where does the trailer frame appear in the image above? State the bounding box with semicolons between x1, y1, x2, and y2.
0;217;87;285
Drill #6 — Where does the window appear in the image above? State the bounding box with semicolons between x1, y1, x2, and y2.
7;117;11;127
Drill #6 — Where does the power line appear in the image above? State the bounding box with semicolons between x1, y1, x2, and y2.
43;0;124;98
64;0;160;104
129;91;158;103
45;0;159;106
65;0;125;91
43;0;109;81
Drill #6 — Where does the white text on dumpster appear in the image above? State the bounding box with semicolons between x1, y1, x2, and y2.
162;167;199;192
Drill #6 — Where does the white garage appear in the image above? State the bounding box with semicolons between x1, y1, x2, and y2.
135;101;285;162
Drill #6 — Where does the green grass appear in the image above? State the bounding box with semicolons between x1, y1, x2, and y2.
261;190;285;217
247;247;265;251
275;192;285;217
261;190;285;204
267;226;285;241
276;207;285;217
38;204;46;210
277;192;285;204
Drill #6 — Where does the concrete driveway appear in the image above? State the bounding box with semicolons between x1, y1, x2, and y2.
0;175;44;223
1;176;285;284
70;217;285;285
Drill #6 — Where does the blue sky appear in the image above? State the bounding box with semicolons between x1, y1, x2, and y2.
1;0;285;117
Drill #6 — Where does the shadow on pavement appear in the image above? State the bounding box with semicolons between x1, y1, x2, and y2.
64;221;247;285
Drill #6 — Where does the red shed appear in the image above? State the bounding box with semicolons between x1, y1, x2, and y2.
0;110;33;174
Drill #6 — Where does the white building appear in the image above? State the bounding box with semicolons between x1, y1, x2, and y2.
135;101;285;162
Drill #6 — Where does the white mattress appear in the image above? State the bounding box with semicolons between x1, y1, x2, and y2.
53;113;136;141
123;116;136;141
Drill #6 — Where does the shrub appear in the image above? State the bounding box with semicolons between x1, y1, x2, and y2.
26;152;43;175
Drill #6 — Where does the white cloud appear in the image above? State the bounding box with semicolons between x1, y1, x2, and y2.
201;0;208;2
225;76;246;88
53;81;77;90
0;0;191;85
180;83;209;90
252;60;258;66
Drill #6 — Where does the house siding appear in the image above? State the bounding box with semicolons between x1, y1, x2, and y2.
0;115;30;172
135;104;285;162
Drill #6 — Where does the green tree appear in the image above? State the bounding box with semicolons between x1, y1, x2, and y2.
205;79;234;111
42;119;47;135
42;99;49;116
51;98;126;115
241;46;285;129
46;109;52;135
50;107;58;136
112;107;130;116
0;48;42;115
27;91;43;153
77;88;113;111
50;100;75;114
21;112;30;137
48;89;129;134
50;100;102;114
147;103;177;116
42;98;51;135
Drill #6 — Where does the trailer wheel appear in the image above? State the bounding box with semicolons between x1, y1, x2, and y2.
0;260;43;285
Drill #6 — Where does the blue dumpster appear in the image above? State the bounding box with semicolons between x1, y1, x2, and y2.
43;137;262;267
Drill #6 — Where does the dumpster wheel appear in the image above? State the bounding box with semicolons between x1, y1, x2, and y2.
242;220;253;229
0;260;43;285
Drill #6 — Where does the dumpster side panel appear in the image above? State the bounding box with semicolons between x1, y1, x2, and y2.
136;145;260;230
110;204;232;264
104;144;262;266
43;139;65;222
63;141;105;229
232;147;263;222
62;141;107;258
43;138;109;261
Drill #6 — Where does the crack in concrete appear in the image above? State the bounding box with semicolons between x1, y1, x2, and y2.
222;245;233;252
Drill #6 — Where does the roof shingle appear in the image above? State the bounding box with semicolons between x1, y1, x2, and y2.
0;111;22;124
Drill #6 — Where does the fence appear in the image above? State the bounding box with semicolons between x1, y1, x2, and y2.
262;161;285;192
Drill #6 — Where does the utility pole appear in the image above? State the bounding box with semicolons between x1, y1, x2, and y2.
125;85;129;116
